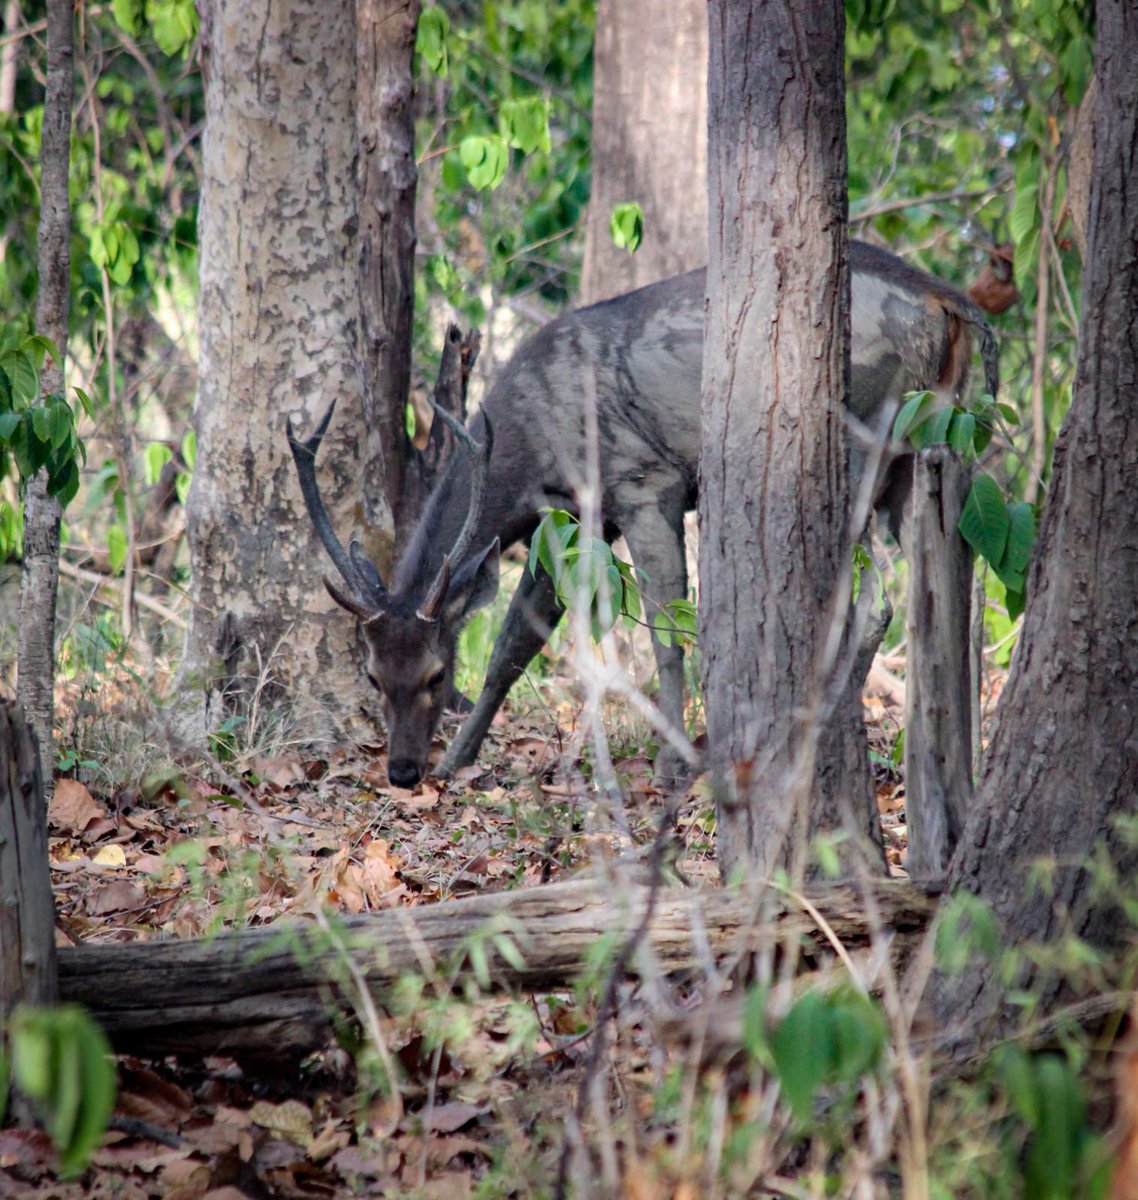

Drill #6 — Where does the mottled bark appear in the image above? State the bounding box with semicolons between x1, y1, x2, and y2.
925;1;1138;1050
355;0;421;552
579;0;707;304
16;0;72;794
184;0;378;740
903;449;974;885
700;0;877;880
0;702;58;1014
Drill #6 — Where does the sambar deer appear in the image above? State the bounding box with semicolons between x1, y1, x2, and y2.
288;241;998;787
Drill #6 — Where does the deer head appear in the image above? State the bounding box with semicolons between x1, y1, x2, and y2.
287;401;499;786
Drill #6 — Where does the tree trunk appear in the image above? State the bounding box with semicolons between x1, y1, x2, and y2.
0;703;58;1014
355;0;421;554
903;449;974;885
57;875;932;1065
183;0;380;741
924;0;1138;1049
579;0;707;305
16;0;72;795
699;0;877;880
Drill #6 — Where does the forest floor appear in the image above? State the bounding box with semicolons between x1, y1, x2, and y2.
4;661;917;1199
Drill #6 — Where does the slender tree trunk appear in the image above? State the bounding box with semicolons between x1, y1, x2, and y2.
924;0;1138;1050
183;0;381;740
579;0;707;305
17;0;72;796
355;0;421;555
700;0;877;881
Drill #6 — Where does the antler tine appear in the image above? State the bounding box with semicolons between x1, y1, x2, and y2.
430;403;494;570
286;400;387;608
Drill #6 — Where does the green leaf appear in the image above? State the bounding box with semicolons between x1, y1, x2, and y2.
1;349;38;405
150;0;200;57
73;387;94;419
10;1005;116;1179
22;333;62;370
107;524;128;575
181;428;197;469
459;135;509;191
1009;182;1040;245
918;404;955;448
610;202;644;253
771;991;831;1122
828;988;886;1082
1005;502;1036;577
1013;228;1040;290
112;0;145;34
499;97;551;155
416;6;450;76
0;411;20;442
892;390;934;443
1005;586;1026;622
175;471;191;505
959;473;1010;571
948;411;976;456
144;441;173;486
47;398;74;450
49;459;81;508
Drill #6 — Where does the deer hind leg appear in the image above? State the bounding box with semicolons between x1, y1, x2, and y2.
438;562;564;776
617;488;693;786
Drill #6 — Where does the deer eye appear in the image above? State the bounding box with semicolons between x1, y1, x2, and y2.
427;668;446;692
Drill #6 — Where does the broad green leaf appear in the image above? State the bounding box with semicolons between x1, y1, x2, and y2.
181;428;196;469
499;96;551;155
144;441;173;486
992;1043;1039;1127
48;459;81;508
112;0;145;35
1013;228;1040;290
771;991;831;1122
916;404;955;448
0;411;21;441
892;390;933;443
416;6;450;76
107;524;127;575
948;410;975;456
1009;182;1039;246
959;473;1010;570
1005;502;1036;576
1;349;38;405
1005;586;1026;622
151;0;200;57
610;202;644;253
459;135;509;191
828;989;886;1082
47;399;73;450
22;333;62;369
73;387;94;418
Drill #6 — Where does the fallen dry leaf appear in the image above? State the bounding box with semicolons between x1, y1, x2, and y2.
49;778;105;833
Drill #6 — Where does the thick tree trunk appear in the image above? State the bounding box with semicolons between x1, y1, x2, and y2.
58;875;932;1065
183;0;378;741
924;1;1138;1050
903;449;974;885
579;0;707;305
16;0;72;791
699;0;877;880
355;0;421;554
0;703;58;1013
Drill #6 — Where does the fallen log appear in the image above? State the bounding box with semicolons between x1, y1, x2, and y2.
59;873;934;1065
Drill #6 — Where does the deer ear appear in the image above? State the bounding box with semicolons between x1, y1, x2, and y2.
444;538;500;624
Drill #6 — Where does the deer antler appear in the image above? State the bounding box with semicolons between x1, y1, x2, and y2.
287;400;388;613
417;405;494;622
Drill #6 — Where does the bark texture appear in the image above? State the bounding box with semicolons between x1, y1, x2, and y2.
355;0;421;551
699;0;876;879
903;449;974;885
57;875;933;1064
925;2;1138;1048
579;0;707;304
16;0;72;789
184;0;377;739
0;703;58;1014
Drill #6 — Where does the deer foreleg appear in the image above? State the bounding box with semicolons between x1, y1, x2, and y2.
437;563;564;776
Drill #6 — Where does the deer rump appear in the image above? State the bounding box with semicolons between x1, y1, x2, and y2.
289;240;998;788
